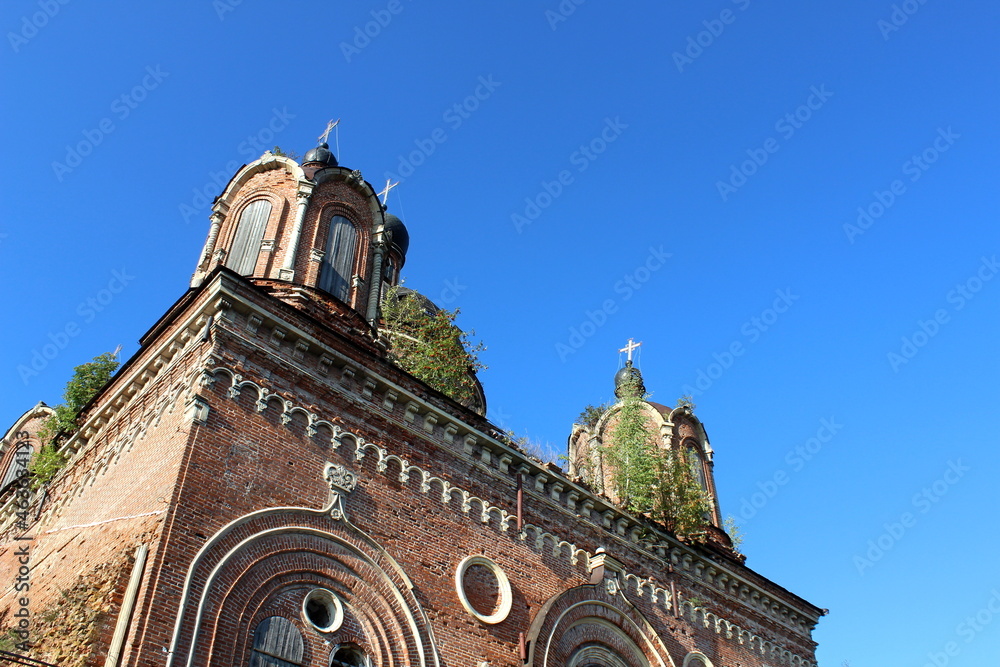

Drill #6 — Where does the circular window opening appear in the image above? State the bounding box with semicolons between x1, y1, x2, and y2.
462;562;501;617
454;555;512;624
302;588;344;633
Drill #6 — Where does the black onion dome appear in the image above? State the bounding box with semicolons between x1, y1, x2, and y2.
383;213;409;256
614;360;646;399
303;142;337;167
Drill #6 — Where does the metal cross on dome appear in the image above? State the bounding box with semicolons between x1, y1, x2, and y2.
378;178;399;206
318;118;340;144
619;338;642;362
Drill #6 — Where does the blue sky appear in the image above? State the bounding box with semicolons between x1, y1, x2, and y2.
2;1;998;665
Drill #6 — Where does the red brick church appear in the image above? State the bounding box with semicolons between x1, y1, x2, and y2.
0;138;824;667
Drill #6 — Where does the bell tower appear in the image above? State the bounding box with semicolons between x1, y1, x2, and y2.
567;348;728;545
190;140;409;331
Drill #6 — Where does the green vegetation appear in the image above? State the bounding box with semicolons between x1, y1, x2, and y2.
30;352;119;488
602;374;659;514
675;394;696;410
724;515;744;553
654;448;712;542
602;375;713;543
577;402;611;428
270;145;301;161
380;285;486;406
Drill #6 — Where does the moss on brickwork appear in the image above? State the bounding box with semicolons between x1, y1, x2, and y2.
26;551;133;667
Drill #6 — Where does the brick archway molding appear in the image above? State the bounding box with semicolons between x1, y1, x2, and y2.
164;467;440;667
525;583;676;667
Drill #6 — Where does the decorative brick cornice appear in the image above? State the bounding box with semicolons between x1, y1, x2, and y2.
196;301;822;635
206;367;815;667
204;364;819;665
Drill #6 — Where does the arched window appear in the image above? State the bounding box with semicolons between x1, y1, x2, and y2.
1;443;33;491
568;643;635;667
227;199;273;276
248;616;304;667
383;256;395;287
685;441;708;492
318;215;358;302
682;652;714;667
330;644;368;667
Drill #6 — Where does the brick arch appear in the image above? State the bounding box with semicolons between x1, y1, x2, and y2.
166;506;439;667
526;584;675;667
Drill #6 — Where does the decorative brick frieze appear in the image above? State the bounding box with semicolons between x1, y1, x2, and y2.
202;363;820;652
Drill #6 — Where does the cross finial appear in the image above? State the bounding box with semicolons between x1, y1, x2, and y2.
378;178;399;206
619;338;642;363
318;118;340;144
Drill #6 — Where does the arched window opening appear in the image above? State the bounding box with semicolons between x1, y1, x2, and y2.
685;442;708;492
319;215;358;302
248;616;304;667
330;644;368;667
568;642;634;667
227;199;273;276
682;652;714;667
1;442;33;491
383;256;395;287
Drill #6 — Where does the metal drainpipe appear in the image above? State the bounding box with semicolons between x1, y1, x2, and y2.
104;543;149;667
366;232;389;325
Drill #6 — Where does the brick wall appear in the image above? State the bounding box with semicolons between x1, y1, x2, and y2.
0;152;822;667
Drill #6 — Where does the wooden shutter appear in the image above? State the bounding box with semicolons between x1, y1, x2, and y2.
319;215;358;301
248;616;304;667
0;443;32;490
227;200;272;276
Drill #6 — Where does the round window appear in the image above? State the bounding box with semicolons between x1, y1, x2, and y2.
454;555;512;624
302;588;344;633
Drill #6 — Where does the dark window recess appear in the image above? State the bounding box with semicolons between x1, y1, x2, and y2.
330;645;367;667
319;215;358;302
383;256;395;286
305;597;331;628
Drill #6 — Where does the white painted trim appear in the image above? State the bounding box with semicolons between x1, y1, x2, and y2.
302;587;344;633
454;555;512;625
